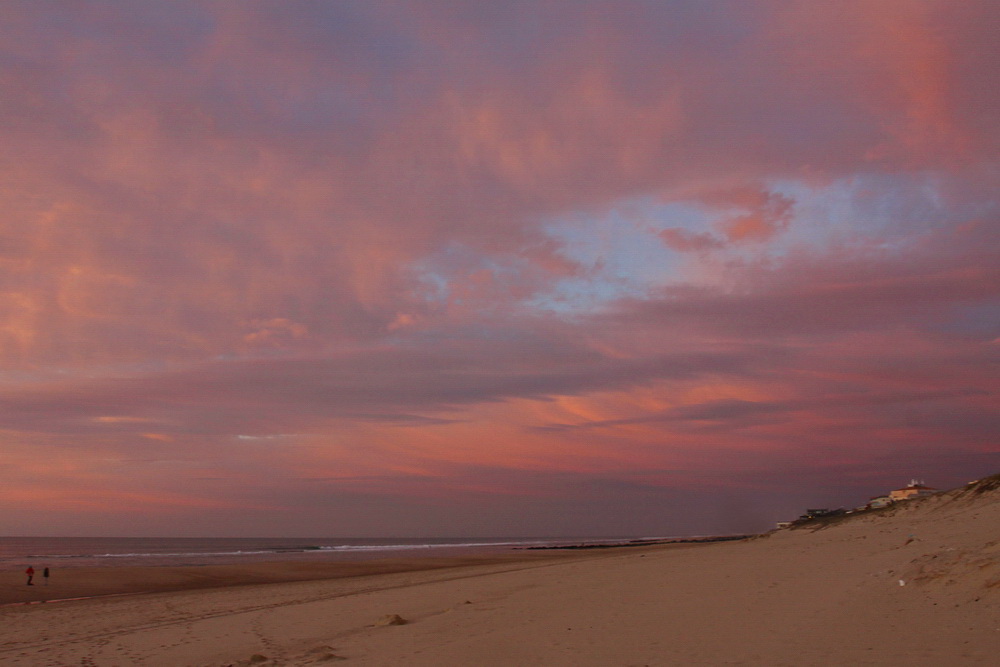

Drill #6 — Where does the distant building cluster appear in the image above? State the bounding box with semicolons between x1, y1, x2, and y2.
867;479;937;509
776;479;938;529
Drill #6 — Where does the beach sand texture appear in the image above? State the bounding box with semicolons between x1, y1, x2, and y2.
1;476;998;666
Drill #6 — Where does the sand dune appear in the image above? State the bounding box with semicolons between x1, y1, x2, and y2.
1;475;997;666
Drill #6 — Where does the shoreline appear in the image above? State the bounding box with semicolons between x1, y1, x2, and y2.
521;533;753;550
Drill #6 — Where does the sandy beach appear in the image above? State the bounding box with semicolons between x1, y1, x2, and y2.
1;477;997;666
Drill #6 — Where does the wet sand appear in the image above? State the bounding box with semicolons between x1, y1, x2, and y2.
0;549;598;606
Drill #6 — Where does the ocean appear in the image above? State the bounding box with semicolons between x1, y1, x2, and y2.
0;536;649;570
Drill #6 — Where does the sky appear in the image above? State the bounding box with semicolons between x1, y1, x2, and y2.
1;1;997;538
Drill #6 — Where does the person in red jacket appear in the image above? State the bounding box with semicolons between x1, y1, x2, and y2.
25;566;34;585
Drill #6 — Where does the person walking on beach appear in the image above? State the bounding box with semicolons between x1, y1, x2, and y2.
25;566;34;585
43;567;49;585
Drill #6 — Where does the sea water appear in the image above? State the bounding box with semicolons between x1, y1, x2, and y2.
0;535;648;569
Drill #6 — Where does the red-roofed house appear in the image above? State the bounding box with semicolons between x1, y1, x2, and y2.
889;479;937;502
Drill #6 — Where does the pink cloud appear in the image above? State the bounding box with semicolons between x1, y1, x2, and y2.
658;228;725;253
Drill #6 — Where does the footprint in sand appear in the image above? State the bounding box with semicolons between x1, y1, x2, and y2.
305;645;347;662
